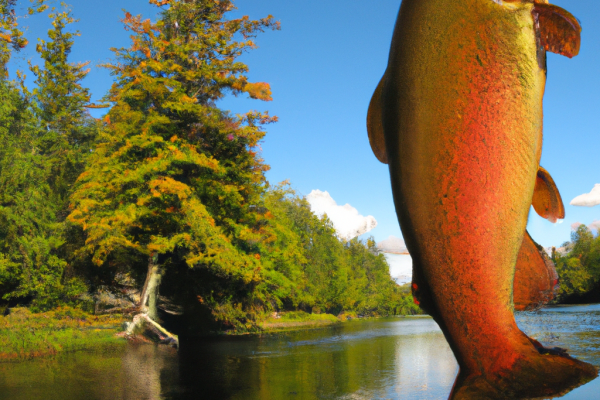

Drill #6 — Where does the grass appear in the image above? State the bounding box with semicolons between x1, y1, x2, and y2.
258;311;341;333
0;306;127;362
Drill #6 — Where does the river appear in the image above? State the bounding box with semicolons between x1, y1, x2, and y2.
1;304;600;399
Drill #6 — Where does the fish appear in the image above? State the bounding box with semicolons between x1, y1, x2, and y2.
367;0;598;397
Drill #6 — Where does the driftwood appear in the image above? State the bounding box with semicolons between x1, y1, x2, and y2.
124;313;178;347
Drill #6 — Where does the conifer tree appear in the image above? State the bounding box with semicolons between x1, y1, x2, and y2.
68;0;280;335
28;8;97;212
0;3;90;310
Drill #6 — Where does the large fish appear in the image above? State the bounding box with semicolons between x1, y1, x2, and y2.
368;0;597;397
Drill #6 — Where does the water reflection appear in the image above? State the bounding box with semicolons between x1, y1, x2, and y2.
1;307;600;399
174;318;458;400
392;332;457;399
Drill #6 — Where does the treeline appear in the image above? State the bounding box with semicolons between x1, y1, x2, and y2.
552;225;600;304
0;0;418;334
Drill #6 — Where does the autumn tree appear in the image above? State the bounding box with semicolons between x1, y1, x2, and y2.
68;0;280;337
0;1;416;328
0;0;37;71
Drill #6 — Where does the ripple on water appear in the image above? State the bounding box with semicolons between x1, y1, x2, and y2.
516;304;600;399
517;305;600;365
1;309;600;399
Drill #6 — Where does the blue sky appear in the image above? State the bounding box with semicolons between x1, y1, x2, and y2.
11;0;600;248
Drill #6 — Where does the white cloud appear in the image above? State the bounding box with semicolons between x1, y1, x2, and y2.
570;184;600;207
306;190;377;241
589;220;600;231
571;220;600;232
377;235;408;254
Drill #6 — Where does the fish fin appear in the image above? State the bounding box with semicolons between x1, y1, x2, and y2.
533;3;581;58
532;166;565;223
513;230;558;311
367;75;388;164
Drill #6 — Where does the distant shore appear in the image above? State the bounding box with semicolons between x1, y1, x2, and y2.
256;311;424;334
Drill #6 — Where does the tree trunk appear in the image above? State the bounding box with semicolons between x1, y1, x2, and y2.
125;254;178;348
139;255;163;321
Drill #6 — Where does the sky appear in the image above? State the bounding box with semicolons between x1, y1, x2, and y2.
9;0;600;249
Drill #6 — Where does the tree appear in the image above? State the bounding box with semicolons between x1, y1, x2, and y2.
67;0;280;338
28;8;98;213
0;0;42;72
553;225;600;302
0;5;91;310
260;183;420;317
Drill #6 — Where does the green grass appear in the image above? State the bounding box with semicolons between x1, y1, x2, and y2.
0;306;127;362
258;311;341;333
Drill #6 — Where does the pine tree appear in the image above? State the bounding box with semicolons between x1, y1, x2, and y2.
28;8;97;214
0;3;91;310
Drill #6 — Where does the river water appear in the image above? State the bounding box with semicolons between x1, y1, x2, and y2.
1;305;600;400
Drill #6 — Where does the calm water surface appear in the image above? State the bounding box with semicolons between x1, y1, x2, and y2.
1;305;600;399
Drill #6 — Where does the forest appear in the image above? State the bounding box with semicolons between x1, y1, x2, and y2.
0;0;419;341
552;224;600;304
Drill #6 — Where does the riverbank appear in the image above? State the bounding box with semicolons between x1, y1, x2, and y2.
0;307;425;361
257;311;341;333
0;307;126;362
256;310;426;334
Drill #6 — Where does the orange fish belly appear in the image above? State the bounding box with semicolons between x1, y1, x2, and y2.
384;0;543;374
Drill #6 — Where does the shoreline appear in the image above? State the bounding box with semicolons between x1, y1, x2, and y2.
253;312;428;335
0;307;126;362
0;307;432;361
0;308;427;361
8;303;591;362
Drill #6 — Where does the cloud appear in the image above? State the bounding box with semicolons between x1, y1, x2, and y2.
377;235;408;254
571;222;583;231
570;184;600;207
306;190;377;240
571;220;600;232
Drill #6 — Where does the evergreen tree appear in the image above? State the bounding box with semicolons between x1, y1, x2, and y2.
28;8;98;214
68;0;280;333
0;4;91;310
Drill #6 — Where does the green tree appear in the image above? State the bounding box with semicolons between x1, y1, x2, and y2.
553;225;600;302
28;8;98;212
570;225;594;266
261;183;420;317
0;5;90;310
555;255;591;299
